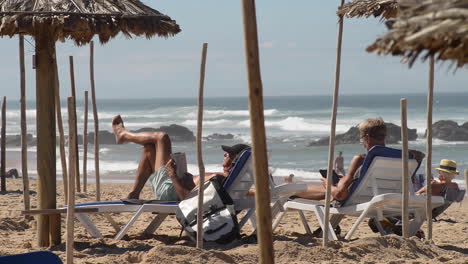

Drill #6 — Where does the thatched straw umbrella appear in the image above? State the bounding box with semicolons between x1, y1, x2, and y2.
367;0;468;240
337;0;398;19
367;0;468;68
0;0;180;247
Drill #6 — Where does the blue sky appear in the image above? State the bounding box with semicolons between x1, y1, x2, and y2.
0;0;466;100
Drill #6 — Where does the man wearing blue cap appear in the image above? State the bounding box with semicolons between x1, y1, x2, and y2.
112;115;250;200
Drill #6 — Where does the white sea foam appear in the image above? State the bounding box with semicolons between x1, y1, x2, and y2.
182;119;230;127
271;168;321;180
75;160;139;173
238;117;351;133
186;109;279;119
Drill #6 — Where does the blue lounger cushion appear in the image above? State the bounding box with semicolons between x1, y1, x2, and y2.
0;251;62;264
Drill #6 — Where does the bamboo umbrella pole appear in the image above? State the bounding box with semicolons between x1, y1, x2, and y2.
465;170;468;202
425;56;434;240
1;96;5;192
400;98;409;238
55;54;68;202
66;97;77;264
323;0;345;247
83;91;88;193
35;28;58;247
196;43;208;249
89;41;101;201
69;56;81;193
19;36;30;211
241;1;274;262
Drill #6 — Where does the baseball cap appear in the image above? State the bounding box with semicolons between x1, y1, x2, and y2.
221;144;250;157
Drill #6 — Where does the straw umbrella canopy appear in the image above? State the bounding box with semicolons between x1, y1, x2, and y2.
366;0;468;68
0;0;180;247
337;0;398;19
0;0;181;44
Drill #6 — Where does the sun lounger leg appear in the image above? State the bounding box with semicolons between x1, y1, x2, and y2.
330;214;344;229
144;214;169;235
298;211;312;234
409;209;425;236
76;213;103;238
345;205;372;240
239;208;255;230
103;213;121;233
312;206;337;240
114;206;146;240
272;211;286;232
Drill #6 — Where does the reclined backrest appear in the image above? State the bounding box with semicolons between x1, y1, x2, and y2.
223;150;254;200
342;145;418;206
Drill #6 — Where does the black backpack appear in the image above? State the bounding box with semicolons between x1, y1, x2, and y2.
175;177;240;244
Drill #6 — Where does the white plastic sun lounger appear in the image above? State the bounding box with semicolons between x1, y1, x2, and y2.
273;146;445;240
69;150;307;239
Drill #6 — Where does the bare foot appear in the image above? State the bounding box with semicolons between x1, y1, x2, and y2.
164;159;178;179
112;115;126;144
126;191;139;200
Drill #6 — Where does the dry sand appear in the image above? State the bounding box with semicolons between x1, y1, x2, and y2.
0;178;467;263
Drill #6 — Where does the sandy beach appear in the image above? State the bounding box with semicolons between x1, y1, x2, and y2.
0;178;466;263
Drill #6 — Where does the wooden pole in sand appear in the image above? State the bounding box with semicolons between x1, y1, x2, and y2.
83;91;88;193
55;53;69;202
425;56;434;240
323;0;345;247
241;1;274;262
465;170;468;202
19;36;30;210
196;43;208;249
35;28;58;246
69;56;80;193
89;41;101;201
66;97;77;264
400;98;409;238
1;96;5;192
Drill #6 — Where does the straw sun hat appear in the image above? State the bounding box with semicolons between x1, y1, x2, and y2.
435;159;459;175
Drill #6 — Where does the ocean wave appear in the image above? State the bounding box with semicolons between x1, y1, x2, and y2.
412;138;468;146
76;160;139;173
271;168;321;180
238;117;351;133
186;109;279;119
182;119;231;127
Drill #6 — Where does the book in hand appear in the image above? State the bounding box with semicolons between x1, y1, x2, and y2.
319;169;340;185
171;152;188;179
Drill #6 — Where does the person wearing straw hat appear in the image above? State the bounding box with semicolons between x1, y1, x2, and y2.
112;115;250;200
416;159;460;196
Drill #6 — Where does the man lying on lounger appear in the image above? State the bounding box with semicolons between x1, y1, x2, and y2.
296;118;423;203
112;115;250;201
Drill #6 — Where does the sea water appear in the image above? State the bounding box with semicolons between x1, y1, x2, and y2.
3;92;468;188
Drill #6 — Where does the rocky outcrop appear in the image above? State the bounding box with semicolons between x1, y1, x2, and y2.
308;122;417;146
87;124;195;145
3;134;36;146
204;133;235;141
428;120;468;141
133;124;195;142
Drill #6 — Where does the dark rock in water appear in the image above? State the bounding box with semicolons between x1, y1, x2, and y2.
134;124;195;142
4;134;36;146
87;130;117;145
205;133;235;141
427;120;468;141
87;124;195;145
461;122;468;131
386;123;417;143
308;122;417;146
